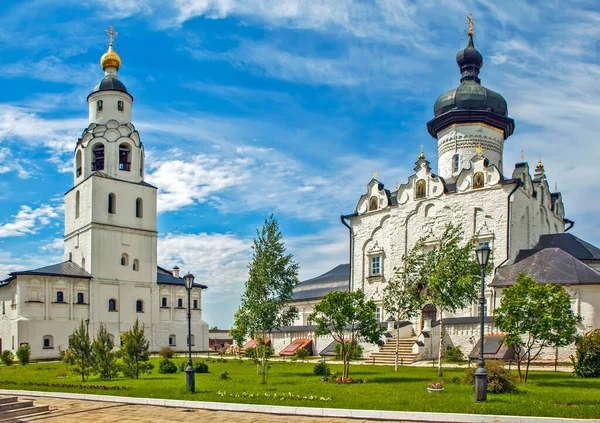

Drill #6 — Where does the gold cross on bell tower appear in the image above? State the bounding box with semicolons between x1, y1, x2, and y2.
467;13;475;37
105;25;118;45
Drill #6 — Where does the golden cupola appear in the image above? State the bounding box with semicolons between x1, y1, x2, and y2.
100;42;121;70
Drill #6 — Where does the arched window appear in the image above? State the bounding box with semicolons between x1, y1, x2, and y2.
120;253;129;266
75;191;80;219
135;198;143;218
43;335;54;349
161;297;168;307
368;196;378;211
473;172;484;189
92;143;104;171
108;193;116;214
188;334;195;346
68;252;72;261
97;100;103;111
117;100;124;111
81;257;85;270
108;298;117;311
421;304;437;329
119;144;131;171
77;292;84;304
193;299;198;309
133;259;139;271
177;298;183;308
136;299;144;313
452;154;460;173
75;150;82;177
169;334;176;346
416;179;426;199
56;291;64;303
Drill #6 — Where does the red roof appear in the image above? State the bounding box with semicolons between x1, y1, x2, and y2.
240;338;270;353
279;338;312;356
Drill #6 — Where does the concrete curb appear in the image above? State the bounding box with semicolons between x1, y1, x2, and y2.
0;389;597;423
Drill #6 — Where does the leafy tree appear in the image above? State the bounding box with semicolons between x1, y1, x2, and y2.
229;320;248;359
120;318;154;379
92;324;118;380
572;329;600;378
210;326;219;330
495;274;580;382
69;320;93;381
382;265;423;371
16;344;31;365
334;342;363;360
309;290;385;382
231;214;299;384
402;223;481;376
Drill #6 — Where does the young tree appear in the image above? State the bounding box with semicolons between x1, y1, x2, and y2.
92;324;118;380
231;214;299;384
494;274;580;382
120;318;154;379
383;266;423;371
69;320;93;381
402;223;482;377
310;290;385;382
16;344;31;365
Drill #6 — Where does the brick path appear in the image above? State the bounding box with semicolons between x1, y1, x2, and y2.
19;396;414;423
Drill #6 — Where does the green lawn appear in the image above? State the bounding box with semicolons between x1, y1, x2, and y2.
1;359;599;419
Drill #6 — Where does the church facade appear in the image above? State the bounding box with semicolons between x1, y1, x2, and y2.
0;34;209;359
270;33;600;362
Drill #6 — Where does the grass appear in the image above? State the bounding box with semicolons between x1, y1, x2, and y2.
1;358;599;419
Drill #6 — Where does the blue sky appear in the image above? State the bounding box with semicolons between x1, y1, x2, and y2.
1;0;599;328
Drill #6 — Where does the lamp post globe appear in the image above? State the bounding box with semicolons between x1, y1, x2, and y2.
183;272;195;393
474;243;491;402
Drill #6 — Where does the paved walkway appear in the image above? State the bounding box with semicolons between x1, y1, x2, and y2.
18;396;414;423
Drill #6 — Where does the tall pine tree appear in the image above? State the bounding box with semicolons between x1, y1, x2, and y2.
69;320;93;381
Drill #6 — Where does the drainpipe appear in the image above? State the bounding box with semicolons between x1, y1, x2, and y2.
494;179;523;274
341;213;358;292
563;218;575;232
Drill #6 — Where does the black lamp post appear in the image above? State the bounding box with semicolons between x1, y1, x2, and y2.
84;318;90;336
183;272;195;393
474;243;491;402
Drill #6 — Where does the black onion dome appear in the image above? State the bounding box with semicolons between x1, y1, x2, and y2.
92;77;128;94
427;35;514;139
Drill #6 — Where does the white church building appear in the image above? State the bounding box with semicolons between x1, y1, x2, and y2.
0;33;209;359
269;32;600;363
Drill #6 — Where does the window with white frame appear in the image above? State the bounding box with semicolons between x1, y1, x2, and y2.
370;255;381;276
375;306;382;322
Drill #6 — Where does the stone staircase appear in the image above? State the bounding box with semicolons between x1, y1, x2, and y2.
0;396;50;422
368;337;418;365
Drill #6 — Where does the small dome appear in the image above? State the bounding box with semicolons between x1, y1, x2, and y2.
92;77;128;94
100;43;121;70
433;35;508;118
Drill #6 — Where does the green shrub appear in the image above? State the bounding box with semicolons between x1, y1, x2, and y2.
193;361;209;373
244;347;256;358
464;360;517;393
444;346;465;363
572;329;600;378
313;361;331;376
291;348;310;362
219;370;230;380
158;358;178;374
159;346;175;359
16;344;31;365
1;350;14;366
334;342;363;360
179;361;190;372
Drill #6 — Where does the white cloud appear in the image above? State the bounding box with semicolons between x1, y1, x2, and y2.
40;237;64;252
0;204;61;238
0;250;62;280
0;147;31;178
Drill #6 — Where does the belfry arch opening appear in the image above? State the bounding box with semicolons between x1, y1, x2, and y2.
92;143;105;171
119;144;131;171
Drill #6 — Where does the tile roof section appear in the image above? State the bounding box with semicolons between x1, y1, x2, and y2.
10;261;92;279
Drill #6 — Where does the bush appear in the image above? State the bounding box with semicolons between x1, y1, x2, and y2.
334;342;363;360
158;358;178;374
16;344;31;365
291;348;310;362
464;360;517;393
1;350;15;366
159;346;175;359
313;361;331;376
194;361;209;373
572;329;600;378
219;370;230;380
444;346;465;363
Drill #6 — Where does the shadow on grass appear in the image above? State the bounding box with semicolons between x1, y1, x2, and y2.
535;380;600;389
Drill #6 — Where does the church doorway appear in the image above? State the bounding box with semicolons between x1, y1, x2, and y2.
421;304;437;330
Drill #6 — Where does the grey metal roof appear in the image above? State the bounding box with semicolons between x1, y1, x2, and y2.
10;261;92;279
492;248;600;287
516;233;600;262
92;77;128;94
291;264;349;301
156;270;207;289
